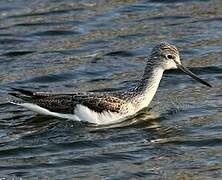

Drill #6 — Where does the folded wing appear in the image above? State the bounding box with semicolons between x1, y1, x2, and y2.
9;88;125;114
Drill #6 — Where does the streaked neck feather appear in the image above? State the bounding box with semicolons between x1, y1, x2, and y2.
132;64;164;110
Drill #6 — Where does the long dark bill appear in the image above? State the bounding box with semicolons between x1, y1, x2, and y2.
177;64;212;87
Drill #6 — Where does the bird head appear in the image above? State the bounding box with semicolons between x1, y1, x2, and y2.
148;42;212;87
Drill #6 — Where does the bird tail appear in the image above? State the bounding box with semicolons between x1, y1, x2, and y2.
9;88;38;103
9;88;74;114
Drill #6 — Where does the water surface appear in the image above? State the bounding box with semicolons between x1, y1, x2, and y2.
0;0;222;179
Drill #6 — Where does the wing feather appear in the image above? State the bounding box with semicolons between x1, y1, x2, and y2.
9;88;125;114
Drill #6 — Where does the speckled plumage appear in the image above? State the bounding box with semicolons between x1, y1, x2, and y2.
9;42;179;115
10;89;126;113
9;42;211;124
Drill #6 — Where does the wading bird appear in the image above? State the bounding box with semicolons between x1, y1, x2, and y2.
9;42;211;124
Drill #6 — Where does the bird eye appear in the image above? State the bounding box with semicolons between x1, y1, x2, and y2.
167;55;174;59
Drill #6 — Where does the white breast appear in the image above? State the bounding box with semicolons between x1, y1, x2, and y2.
134;68;164;112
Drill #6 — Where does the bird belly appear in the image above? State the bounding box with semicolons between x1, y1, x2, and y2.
10;102;129;125
74;104;127;125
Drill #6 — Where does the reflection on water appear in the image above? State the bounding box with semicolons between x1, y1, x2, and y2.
0;0;222;179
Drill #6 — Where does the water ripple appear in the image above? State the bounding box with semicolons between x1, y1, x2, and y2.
0;0;221;179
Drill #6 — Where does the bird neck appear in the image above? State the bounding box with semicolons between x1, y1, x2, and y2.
130;62;164;109
137;62;164;91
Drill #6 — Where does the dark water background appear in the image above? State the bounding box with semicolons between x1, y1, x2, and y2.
0;0;221;179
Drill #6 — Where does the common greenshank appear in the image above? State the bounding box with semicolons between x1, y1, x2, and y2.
9;42;212;124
